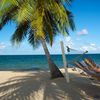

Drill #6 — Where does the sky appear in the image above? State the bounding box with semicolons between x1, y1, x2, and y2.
0;0;100;55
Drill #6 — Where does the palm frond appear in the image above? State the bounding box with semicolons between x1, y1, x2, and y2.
0;0;75;47
11;21;29;45
0;6;18;30
28;29;41;49
16;1;34;23
31;9;45;38
67;11;75;31
54;0;72;4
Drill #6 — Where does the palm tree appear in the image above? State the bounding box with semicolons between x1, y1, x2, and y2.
0;0;75;78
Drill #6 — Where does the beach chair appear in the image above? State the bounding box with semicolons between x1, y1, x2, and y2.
66;46;100;80
74;61;100;81
84;58;100;73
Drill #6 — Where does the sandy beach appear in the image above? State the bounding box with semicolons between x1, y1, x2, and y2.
0;68;100;100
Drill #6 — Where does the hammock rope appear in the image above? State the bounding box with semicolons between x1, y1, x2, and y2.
66;46;88;64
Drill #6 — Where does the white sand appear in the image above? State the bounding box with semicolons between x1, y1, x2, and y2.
0;68;100;100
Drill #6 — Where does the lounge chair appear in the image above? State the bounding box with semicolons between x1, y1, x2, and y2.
84;58;100;73
74;61;100;81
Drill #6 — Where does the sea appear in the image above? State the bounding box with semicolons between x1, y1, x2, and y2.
0;54;100;71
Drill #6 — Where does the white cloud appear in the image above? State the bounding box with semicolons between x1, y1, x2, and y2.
80;43;100;52
77;29;88;36
0;42;6;49
90;43;96;47
65;36;74;48
80;46;88;51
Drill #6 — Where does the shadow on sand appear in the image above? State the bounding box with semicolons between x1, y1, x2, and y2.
0;71;100;100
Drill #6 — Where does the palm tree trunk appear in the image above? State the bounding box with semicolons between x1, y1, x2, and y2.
41;38;64;79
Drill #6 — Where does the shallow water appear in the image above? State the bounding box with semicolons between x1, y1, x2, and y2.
0;54;100;70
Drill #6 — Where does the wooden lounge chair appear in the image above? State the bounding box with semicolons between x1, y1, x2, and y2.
84;58;100;73
74;61;100;81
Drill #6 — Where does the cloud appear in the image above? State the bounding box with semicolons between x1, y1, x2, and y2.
90;43;96;46
65;36;74;48
80;46;88;51
80;43;99;52
77;29;88;36
0;42;6;49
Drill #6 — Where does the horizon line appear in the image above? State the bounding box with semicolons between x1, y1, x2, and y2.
0;53;100;56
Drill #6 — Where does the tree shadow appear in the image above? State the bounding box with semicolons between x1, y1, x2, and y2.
0;71;100;100
0;71;49;100
43;73;100;100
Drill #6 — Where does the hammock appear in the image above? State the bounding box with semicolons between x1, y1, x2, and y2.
66;46;88;64
66;46;100;80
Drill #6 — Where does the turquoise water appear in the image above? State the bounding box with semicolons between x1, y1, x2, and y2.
0;54;100;71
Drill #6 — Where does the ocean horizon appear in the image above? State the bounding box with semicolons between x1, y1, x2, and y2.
0;54;100;71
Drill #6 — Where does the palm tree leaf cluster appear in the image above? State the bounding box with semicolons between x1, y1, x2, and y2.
0;0;75;47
